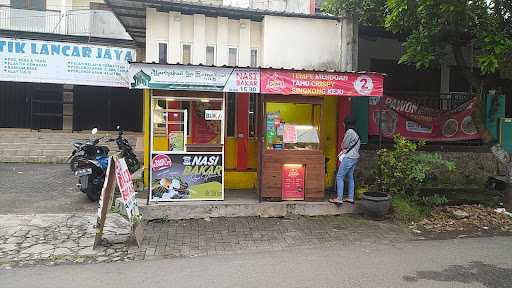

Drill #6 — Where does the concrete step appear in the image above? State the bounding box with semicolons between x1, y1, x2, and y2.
121;198;356;220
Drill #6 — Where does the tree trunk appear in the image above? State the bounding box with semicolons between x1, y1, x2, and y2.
452;45;512;208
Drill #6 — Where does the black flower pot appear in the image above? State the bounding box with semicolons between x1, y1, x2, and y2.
360;192;392;219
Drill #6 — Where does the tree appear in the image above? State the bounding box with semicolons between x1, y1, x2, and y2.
323;0;512;186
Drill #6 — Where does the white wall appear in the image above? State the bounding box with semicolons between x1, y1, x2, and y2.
146;8;169;62
144;12;348;70
261;16;341;70
145;8;263;66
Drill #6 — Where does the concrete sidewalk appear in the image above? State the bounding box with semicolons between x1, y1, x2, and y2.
0;214;410;269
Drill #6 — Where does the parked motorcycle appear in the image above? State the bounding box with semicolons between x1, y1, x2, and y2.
67;139;88;172
108;125;140;174
74;128;110;202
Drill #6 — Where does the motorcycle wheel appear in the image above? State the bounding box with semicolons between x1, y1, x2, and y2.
85;179;100;202
69;155;81;172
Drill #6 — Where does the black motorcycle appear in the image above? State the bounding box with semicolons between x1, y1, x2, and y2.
74;128;110;202
108;125;140;174
67;139;88;172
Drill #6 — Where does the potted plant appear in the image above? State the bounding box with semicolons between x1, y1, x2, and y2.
360;135;454;219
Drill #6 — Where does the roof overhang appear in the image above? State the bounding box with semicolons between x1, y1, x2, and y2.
106;0;340;47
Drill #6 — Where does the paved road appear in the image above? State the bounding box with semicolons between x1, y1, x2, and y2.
2;236;511;288
0;164;96;214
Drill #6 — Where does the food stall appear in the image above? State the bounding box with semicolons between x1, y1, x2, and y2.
129;63;383;203
258;69;383;201
130;63;259;202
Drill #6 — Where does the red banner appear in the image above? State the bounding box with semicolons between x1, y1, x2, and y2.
260;69;384;97
368;96;480;141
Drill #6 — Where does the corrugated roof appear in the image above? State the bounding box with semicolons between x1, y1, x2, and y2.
130;61;386;75
106;0;341;46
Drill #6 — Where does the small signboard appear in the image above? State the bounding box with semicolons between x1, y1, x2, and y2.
115;157;144;247
115;158;139;220
282;164;305;201
94;157;144;248
205;110;223;121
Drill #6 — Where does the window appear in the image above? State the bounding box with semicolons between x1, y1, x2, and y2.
250;49;258;67
206;46;215;66
11;0;45;10
226;93;236;137
228;48;238;66
158;42;167;64
182;44;192;64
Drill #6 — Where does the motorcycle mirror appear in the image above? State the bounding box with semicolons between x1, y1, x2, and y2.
91;128;98;135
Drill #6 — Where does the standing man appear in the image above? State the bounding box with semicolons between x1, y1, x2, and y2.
330;115;360;205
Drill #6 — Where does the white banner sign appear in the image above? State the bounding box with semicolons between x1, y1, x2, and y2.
129;63;260;93
0;37;135;87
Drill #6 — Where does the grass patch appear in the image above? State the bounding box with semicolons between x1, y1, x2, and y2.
391;197;430;224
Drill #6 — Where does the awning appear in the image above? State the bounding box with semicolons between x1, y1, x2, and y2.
129;63;384;97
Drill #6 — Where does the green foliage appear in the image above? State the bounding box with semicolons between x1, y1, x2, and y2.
321;0;387;26
417;194;448;207
324;0;512;81
391;196;430;224
132;214;144;225
111;204;121;214
377;135;455;197
385;0;512;78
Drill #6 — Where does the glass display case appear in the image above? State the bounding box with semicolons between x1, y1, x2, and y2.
260;98;325;201
149;94;225;202
264;102;321;151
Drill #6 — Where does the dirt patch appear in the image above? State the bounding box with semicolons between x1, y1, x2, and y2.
411;205;512;240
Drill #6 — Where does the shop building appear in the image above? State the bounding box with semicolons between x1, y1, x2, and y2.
107;0;361;197
0;0;144;163
127;63;382;204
